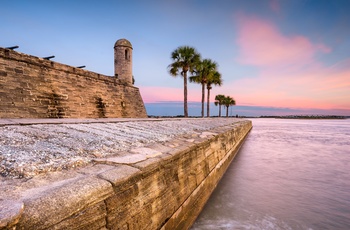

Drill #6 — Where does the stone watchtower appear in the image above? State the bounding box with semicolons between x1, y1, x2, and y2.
114;38;133;84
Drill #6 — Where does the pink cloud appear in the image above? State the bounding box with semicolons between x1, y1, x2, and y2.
225;13;350;111
221;60;350;110
236;14;331;69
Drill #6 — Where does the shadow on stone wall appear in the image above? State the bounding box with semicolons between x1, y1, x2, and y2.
46;91;67;118
95;97;106;118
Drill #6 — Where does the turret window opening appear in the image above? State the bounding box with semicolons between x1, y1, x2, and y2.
125;49;129;60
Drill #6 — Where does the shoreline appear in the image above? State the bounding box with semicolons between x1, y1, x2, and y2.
147;115;348;119
259;115;347;119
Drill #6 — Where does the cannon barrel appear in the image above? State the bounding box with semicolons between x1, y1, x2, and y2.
6;46;19;50
43;56;55;60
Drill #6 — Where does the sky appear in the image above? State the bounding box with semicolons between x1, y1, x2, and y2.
2;0;350;116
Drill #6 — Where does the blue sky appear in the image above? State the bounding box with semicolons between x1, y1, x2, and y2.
2;0;350;116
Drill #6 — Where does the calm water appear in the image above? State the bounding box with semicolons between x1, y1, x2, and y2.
192;118;350;230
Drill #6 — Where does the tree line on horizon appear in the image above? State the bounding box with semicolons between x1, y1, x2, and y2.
168;46;236;117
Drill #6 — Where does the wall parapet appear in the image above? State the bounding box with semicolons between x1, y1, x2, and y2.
0;119;252;230
0;47;115;85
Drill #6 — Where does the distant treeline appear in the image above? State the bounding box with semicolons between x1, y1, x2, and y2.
260;115;347;119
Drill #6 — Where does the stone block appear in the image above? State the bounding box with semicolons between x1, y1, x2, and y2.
17;176;114;229
97;165;141;187
0;200;23;229
47;201;107;230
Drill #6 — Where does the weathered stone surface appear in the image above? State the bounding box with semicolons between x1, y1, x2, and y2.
0;118;249;179
162;121;252;229
94;147;163;165
0;200;23;229
17;176;114;229
47;201;107;230
0;119;252;230
94;154;148;164
97;165;141;186
131;147;163;158
114;38;133;85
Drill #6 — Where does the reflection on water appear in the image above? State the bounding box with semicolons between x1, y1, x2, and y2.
192;118;350;230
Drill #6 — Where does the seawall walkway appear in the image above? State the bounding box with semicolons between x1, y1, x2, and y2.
0;118;252;229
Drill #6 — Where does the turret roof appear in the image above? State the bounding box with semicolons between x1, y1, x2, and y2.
115;39;132;48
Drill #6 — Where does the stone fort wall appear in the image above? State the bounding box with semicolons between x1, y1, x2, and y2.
0;46;147;118
0;120;252;229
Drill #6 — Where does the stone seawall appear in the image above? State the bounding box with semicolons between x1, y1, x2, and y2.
0;47;147;118
0;118;252;229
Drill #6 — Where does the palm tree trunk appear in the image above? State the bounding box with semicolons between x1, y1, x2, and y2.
183;72;188;117
201;83;205;118
226;106;229;117
219;104;221;117
207;87;210;117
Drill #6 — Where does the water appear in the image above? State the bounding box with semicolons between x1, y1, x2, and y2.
192;118;350;230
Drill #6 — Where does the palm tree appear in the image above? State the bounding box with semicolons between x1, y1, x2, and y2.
223;96;236;117
168;46;201;117
206;71;222;117
189;59;217;117
214;94;226;117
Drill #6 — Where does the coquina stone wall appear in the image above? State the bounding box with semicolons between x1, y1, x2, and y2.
0;47;147;118
0;120;252;230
